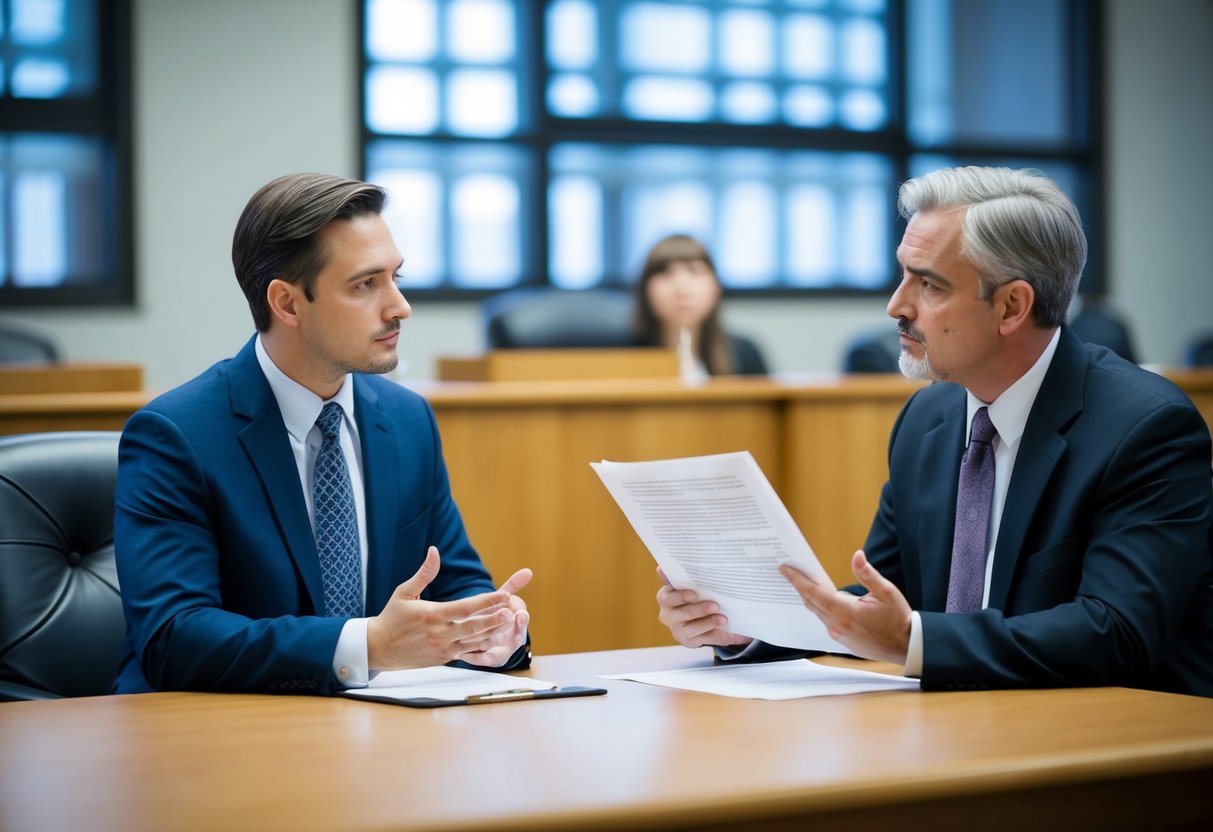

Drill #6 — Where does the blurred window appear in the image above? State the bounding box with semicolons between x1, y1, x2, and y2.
361;0;1100;294
0;0;133;306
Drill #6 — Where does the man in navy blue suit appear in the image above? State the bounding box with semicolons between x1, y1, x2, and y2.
113;173;531;694
657;167;1213;696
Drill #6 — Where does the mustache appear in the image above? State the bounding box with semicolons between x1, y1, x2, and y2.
374;323;401;339
897;318;925;344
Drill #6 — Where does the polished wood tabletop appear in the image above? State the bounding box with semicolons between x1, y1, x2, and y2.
2;647;1211;832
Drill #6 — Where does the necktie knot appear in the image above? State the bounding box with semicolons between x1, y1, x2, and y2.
316;402;344;441
969;407;996;446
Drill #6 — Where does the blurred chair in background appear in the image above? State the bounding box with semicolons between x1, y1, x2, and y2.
842;325;901;374
1188;332;1213;367
483;287;635;349
0;322;61;364
1068;297;1138;364
0;432;124;700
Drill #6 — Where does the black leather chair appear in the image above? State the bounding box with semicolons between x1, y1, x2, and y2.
482;288;635;349
842;326;901;374
1188;332;1213;367
0;432;124;700
0;322;61;364
1068;300;1138;364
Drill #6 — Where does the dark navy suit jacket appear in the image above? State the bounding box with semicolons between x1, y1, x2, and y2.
733;328;1213;697
112;337;520;694
866;327;1213;695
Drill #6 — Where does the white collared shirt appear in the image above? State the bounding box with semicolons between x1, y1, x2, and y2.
905;328;1062;677
255;336;371;687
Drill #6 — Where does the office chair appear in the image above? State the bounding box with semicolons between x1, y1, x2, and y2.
0;432;124;700
1188;332;1213;367
1068;300;1138;364
841;326;902;374
0;322;61;364
482;288;635;349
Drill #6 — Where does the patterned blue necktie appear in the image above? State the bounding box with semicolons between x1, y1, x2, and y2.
946;407;997;613
313;402;362;617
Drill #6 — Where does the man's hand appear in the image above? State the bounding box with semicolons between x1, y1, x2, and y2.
779;550;911;664
367;547;532;669
655;568;752;649
460;566;531;667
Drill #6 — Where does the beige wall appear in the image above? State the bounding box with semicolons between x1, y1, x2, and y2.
1;0;1210;390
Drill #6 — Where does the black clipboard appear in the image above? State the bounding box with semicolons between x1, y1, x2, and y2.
343;685;608;709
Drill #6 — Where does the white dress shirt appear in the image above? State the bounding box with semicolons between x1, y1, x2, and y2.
255;336;372;688
904;328;1061;675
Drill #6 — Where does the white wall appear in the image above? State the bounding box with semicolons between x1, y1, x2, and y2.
1;0;1210;390
1104;0;1213;366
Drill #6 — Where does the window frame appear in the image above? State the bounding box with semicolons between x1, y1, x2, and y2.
358;0;1103;300
0;0;134;308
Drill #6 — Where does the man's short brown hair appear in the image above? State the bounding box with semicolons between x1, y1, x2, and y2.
232;173;387;331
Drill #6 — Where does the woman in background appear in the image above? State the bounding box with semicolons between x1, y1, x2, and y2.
631;234;769;376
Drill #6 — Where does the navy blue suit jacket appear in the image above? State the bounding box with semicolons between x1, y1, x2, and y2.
866;327;1213;695
112;338;519;694
731;328;1213;696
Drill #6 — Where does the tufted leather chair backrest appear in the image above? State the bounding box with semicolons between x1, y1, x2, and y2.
0;323;60;364
0;432;123;700
483;288;635;349
842;326;902;374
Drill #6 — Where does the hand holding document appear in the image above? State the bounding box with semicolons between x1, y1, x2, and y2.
591;451;849;653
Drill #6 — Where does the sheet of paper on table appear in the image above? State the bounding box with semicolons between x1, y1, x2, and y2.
601;659;920;700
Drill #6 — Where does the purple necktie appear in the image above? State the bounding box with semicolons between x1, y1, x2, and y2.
946;407;997;613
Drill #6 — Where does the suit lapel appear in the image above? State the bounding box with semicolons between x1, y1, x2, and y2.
987;328;1086;610
917;395;966;611
228;338;326;613
355;377;401;616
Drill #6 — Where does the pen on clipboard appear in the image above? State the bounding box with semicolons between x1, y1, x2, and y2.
465;686;557;704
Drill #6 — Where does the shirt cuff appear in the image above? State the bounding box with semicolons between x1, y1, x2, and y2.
332;617;371;688
903;610;923;678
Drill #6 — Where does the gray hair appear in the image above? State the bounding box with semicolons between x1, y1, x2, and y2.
232;173;388;331
897;167;1086;328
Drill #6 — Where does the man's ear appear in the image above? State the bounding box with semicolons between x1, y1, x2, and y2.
266;278;303;329
996;279;1035;335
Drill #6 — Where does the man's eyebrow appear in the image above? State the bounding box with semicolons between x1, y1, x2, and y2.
903;263;953;288
345;259;405;283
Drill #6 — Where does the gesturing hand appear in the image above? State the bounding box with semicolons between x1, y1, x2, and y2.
458;566;531;668
779;550;911;664
367;546;532;670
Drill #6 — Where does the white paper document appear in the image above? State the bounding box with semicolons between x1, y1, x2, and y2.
591;451;848;652
601;659;920;700
343;666;557;702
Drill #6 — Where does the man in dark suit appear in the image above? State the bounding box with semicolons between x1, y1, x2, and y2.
657;166;1213;696
113;173;531;694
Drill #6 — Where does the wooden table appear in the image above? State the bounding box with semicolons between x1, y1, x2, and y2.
2;647;1211;832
